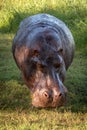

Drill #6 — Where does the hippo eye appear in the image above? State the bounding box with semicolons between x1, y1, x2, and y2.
57;48;63;55
60;48;63;52
54;63;61;68
33;50;39;57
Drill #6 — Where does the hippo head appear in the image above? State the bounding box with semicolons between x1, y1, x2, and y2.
13;28;68;108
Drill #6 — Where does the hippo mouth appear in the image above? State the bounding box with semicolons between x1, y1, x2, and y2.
32;91;67;108
32;88;67;108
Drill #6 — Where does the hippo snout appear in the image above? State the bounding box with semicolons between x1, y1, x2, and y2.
32;87;67;108
32;73;68;108
12;13;75;108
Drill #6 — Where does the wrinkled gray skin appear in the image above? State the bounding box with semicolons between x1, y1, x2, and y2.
12;14;75;108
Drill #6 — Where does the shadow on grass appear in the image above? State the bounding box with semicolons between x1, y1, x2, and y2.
0;80;31;110
0;35;21;82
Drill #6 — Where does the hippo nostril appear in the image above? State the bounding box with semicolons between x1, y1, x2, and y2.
44;93;48;97
55;93;63;99
43;91;49;98
58;92;67;99
59;93;62;97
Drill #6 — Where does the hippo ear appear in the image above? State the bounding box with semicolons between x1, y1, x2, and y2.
57;48;63;55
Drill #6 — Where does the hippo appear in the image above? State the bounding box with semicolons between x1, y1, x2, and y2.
12;14;75;108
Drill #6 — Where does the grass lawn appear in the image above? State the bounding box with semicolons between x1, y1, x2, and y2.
0;0;87;129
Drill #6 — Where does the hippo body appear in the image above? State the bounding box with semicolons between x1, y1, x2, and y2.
12;14;75;108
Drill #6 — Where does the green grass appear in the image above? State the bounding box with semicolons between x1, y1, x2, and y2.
0;0;87;130
0;110;87;130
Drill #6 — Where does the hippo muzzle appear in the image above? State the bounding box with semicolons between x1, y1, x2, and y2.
31;69;68;108
12;14;75;108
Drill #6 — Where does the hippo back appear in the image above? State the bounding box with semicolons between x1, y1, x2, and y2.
13;14;75;70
